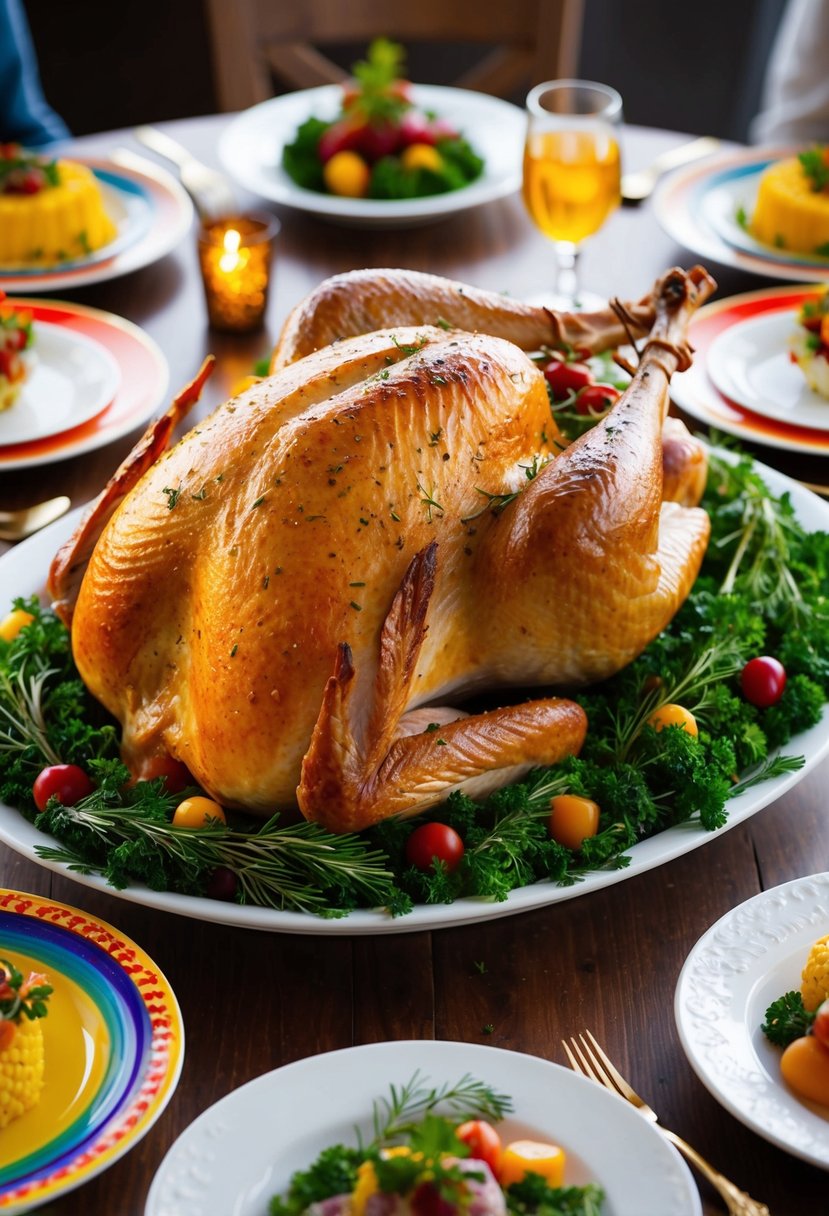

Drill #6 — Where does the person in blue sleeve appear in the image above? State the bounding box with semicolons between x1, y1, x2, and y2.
1;0;69;146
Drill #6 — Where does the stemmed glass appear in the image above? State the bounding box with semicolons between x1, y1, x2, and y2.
523;80;623;310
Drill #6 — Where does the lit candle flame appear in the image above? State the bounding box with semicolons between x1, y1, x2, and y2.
218;228;241;274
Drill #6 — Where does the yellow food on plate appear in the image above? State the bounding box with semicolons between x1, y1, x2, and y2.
0;145;116;266
801;933;829;1011
0;957;52;1129
751;147;829;256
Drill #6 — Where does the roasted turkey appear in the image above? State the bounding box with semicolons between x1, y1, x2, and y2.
49;266;715;832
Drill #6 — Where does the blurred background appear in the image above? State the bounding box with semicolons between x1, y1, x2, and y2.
23;0;787;141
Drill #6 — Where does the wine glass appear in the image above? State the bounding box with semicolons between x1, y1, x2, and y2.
523;79;623;310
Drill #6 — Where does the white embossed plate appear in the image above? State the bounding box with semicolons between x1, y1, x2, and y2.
675;872;829;1168
145;1040;700;1216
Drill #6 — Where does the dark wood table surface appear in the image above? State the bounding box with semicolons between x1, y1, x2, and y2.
1;118;825;1216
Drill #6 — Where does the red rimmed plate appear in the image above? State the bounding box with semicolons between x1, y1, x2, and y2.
0;299;168;470
671;285;829;455
0;156;193;295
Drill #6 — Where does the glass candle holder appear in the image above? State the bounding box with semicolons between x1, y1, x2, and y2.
197;212;278;333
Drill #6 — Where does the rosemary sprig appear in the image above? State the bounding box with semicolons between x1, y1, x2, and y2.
0;666;62;767
35;778;400;917
363;1071;513;1149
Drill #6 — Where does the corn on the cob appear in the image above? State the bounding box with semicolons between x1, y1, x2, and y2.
802;934;829;1012
0;957;52;1128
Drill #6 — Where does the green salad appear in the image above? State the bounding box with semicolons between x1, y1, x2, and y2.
0;432;826;919
282;40;484;201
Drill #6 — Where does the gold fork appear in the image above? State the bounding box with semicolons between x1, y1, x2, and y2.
562;1031;769;1216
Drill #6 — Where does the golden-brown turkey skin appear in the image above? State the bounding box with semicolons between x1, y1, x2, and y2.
271;268;659;369
69;266;715;831
71;326;576;815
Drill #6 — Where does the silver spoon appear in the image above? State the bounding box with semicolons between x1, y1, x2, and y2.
621;135;721;204
0;496;71;542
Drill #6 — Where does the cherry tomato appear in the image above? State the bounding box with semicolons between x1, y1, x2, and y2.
455;1120;502;1174
405;822;465;873
33;764;94;812
133;754;193;794
574;383;620;415
740;656;787;707
173;796;226;828
780;1034;829;1106
542;359;593;400
814;999;829;1051
206;865;238;901
647;703;698;737
548;794;600;851
0;608;34;643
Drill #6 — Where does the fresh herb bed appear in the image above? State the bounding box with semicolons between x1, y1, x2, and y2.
0;451;827;919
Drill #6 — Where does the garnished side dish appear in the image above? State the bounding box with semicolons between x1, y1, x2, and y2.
269;1074;604;1216
750;145;829;256
0;143;116;266
762;934;829;1111
282;40;484;200
790;289;829;398
0;290;33;411
0;956;52;1129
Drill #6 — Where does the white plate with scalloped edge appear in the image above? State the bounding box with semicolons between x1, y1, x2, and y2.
145;1040;700;1216
675;871;829;1169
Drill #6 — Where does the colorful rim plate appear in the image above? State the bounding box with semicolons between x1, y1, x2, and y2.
0;456;828;934
145;1040;701;1216
675;872;829;1170
671;285;829;454
0;299;168;469
217;84;524;229
653;146;829;282
0;322;121;446
0;888;183;1214
706;310;829;433
0;157;193;294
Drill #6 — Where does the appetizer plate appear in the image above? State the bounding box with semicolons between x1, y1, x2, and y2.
0;321;121;446
145;1040;701;1216
0;299;168;470
0;157;193;294
653;146;829;283
706;309;829;433
0;888;183;1214
217;84;524;228
0;457;828;934
671;285;829;454
675;872;829;1170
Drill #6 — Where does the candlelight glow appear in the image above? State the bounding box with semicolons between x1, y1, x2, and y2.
219;228;242;273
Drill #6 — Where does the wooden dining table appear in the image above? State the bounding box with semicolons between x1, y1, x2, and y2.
0;116;826;1216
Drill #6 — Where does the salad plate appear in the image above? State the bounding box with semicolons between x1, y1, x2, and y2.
217;84;524;228
145;1039;701;1216
0;299;168;470
1;454;828;935
653;146;829;283
675;871;829;1170
0;156;193;294
0;888;184;1214
0;321;121;446
671;285;829;455
706;308;829;433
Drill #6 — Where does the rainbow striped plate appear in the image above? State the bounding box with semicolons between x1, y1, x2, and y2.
0;890;183;1214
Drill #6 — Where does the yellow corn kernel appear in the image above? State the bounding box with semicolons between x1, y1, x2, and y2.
0;1017;45;1129
499;1139;566;1188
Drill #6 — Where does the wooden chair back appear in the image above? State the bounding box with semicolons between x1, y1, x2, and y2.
206;0;586;111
